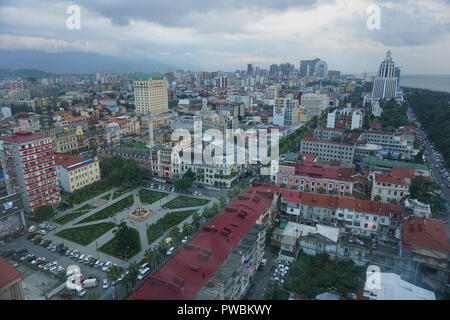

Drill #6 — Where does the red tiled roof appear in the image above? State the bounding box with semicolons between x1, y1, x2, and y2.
54;153;95;171
0;131;48;143
278;187;405;218
401;216;450;253
0;257;22;288
374;173;407;186
130;184;277;300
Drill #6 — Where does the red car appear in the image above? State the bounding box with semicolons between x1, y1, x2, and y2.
59;290;73;299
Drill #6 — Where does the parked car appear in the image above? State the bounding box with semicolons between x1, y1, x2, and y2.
166;247;175;256
59;290;73;299
102;261;112;272
137;267;151;280
28;225;37;233
38;229;47;235
8;260;19;268
102;279;109;289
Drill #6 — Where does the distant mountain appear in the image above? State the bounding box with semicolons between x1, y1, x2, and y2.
0;49;176;75
0;68;55;79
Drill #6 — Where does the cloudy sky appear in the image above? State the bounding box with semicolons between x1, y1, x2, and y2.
0;0;449;74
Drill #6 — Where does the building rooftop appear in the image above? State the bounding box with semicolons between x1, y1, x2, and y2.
0;131;48;143
363;270;435;300
54;153;95;171
134;74;165;81
0;257;22;288
374;173;407;186
401;216;450;253
363;156;428;171
129;184;276;300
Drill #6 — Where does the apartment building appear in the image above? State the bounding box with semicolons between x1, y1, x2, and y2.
400;216;450;292
216;102;245;118
40;127;78;154
134;74;169;116
327;107;364;130
278;188;406;241
300;136;356;163
300;92;329;121
0;131;61;212
54;153;101;193
130;184;279;300
102;115;141;138
272;98;299;126
275;155;354;195
359;131;418;160
371;173;409;203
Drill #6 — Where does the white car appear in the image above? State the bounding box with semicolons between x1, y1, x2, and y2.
38;229;47;235
166;247;175;256
102;279;109;289
102;261;112;272
181;237;189;244
28;225;37;233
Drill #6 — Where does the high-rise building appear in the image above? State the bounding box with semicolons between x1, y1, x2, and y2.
300;58;328;78
133;74;169;116
0;131;61;213
371;50;399;100
247;64;254;76
273;98;299;126
300;92;329;120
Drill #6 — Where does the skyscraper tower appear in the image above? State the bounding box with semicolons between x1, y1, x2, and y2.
371;50;399;99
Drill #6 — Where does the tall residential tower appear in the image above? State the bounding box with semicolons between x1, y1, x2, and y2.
133;74;169;116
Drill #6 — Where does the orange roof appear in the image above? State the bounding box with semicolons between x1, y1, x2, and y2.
402;216;450;253
374;173;407;186
104;115;130;124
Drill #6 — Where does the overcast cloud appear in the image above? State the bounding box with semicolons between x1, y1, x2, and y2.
0;0;448;73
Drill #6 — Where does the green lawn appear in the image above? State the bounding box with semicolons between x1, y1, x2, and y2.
139;189;169;205
54;204;96;225
101;194;111;201
66;181;113;205
99;228;141;261
122;141;147;149
162;196;209;209
147;210;197;244
112;187;133;200
55;222;115;246
76;195;134;224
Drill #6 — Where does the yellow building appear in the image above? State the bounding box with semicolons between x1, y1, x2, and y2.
134;74;169;116
54;153;101;193
292;106;308;123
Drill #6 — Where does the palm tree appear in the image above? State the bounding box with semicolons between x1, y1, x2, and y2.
122;273;133;295
107;264;121;300
192;212;201;230
182;222;191;237
144;248;155;267
220;197;227;208
128;261;139;288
